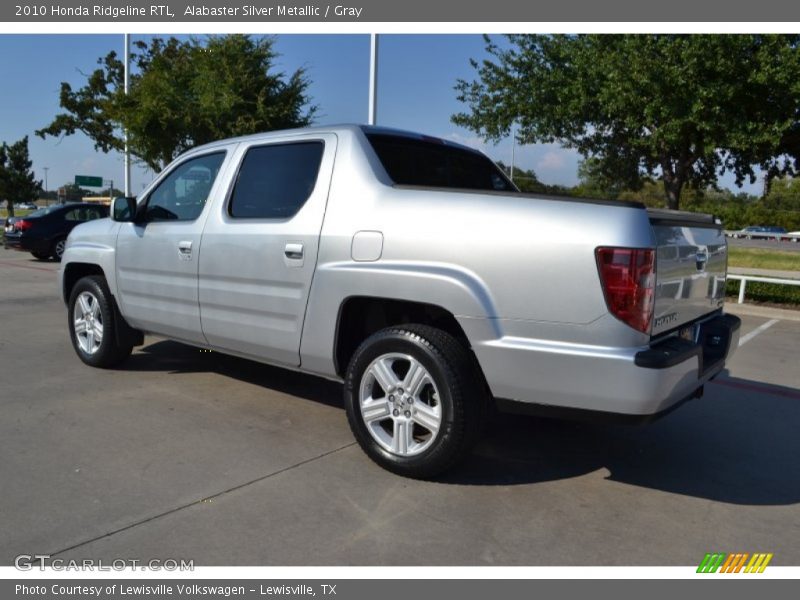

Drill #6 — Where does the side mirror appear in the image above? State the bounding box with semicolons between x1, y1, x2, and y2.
111;196;138;222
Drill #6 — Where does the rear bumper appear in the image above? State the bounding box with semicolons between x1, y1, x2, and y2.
477;313;741;419
3;233;45;253
3;232;22;249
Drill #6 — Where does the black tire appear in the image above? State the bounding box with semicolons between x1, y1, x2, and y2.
344;324;485;479
30;251;50;260
67;275;133;368
52;237;67;261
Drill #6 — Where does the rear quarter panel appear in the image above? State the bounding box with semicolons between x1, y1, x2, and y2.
299;129;656;376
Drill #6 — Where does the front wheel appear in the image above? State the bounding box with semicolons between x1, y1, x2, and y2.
344;324;485;479
68;276;133;368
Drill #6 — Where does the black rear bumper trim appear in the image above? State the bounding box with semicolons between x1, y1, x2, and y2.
635;314;741;372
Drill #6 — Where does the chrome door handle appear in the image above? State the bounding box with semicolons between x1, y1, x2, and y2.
178;241;192;253
284;243;304;259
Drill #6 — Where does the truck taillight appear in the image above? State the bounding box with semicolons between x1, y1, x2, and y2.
15;219;32;231
595;247;655;334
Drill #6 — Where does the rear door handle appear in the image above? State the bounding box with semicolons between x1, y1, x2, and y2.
284;243;304;260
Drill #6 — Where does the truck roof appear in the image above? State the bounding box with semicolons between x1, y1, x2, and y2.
189;124;483;155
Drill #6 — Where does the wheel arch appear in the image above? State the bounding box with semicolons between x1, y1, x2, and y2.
62;262;107;304
333;296;473;378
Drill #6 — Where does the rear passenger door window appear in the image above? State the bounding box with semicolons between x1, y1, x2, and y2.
64;207;103;222
229;142;324;219
84;207;105;221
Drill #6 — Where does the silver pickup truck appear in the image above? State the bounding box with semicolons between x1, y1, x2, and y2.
59;125;741;477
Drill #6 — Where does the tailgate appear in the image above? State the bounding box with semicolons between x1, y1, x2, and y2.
649;209;727;336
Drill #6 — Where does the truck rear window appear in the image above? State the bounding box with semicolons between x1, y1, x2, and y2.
366;133;516;192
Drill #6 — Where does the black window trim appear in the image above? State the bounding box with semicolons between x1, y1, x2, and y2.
225;139;326;221
140;150;228;224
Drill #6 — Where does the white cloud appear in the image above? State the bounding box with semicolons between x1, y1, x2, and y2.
445;132;496;153
535;150;567;172
78;157;98;172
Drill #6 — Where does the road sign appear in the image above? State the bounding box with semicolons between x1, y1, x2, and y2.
75;175;103;187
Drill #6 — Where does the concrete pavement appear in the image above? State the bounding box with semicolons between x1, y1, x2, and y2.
1;248;798;566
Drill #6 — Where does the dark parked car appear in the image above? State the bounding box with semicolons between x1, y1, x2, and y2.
3;203;109;260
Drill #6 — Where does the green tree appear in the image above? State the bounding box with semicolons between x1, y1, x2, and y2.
495;160;572;195
453;35;800;210
37;35;317;171
764;176;800;211
495;160;541;192
0;136;42;217
56;183;94;202
572;157;629;200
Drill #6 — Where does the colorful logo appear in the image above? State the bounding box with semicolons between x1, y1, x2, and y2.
697;553;773;573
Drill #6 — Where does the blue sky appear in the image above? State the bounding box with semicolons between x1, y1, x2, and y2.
0;34;759;196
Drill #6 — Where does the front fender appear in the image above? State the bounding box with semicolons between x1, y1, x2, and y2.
59;219;120;301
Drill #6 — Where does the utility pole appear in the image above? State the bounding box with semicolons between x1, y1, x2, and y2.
123;33;131;197
43;167;49;205
510;126;516;182
368;34;378;125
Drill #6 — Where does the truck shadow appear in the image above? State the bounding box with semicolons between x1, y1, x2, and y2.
124;339;345;409
126;341;800;506
446;376;800;505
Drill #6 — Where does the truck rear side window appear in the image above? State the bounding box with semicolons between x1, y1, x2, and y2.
229;142;324;219
366;133;515;192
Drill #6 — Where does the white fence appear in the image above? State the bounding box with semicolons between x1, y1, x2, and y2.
728;274;800;303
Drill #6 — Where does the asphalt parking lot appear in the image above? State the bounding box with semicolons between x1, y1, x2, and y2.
1;247;799;566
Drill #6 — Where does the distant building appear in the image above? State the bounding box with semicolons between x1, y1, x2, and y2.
57;186;84;203
82;196;112;206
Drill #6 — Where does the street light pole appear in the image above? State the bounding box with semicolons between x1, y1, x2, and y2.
43;167;49;205
124;33;131;197
510;126;516;183
368;34;378;125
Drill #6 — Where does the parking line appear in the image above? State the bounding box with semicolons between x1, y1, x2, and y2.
738;319;778;347
45;441;357;559
0;259;57;273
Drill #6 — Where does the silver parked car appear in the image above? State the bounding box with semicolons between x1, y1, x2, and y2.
58;125;740;477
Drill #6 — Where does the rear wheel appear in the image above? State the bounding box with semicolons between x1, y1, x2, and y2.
68;276;133;368
52;237;66;261
344;324;485;479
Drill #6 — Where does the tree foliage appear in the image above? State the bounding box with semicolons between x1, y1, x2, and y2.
0;136;42;217
573;158;629;200
454;35;800;209
497;161;570;195
763;176;800;211
36;35;317;171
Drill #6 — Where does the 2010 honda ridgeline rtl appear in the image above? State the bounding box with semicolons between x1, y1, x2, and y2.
59;125;740;477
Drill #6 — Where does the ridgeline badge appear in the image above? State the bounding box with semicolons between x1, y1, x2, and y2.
697;552;773;573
